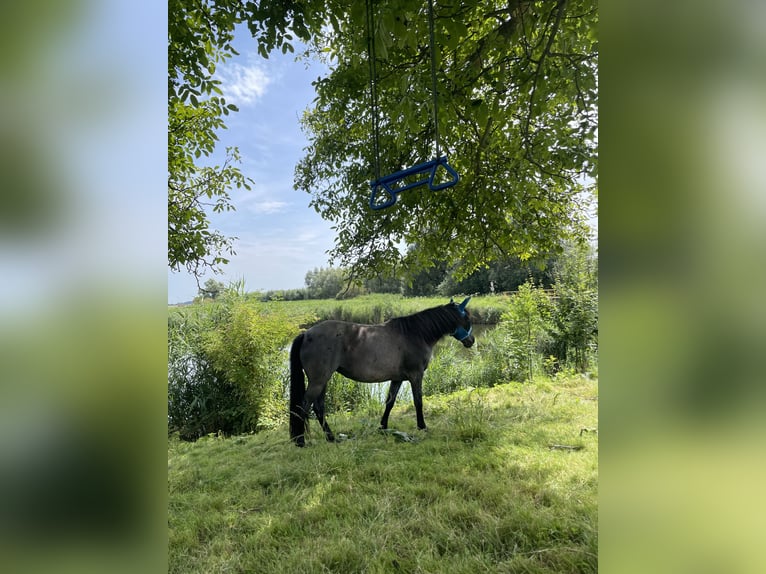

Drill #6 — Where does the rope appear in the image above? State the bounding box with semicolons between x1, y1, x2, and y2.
366;0;449;197
427;0;440;159
365;0;381;182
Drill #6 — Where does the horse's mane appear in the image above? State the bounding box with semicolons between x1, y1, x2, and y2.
386;304;465;345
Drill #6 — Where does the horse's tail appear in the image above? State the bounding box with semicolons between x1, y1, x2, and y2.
289;333;307;443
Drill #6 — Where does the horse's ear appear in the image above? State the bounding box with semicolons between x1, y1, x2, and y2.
449;297;454;305
458;296;471;312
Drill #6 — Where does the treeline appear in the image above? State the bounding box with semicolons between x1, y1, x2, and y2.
249;243;594;302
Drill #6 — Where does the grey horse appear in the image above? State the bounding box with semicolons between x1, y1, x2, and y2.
289;297;475;446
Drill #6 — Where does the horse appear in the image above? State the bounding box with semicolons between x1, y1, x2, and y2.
289;297;475;446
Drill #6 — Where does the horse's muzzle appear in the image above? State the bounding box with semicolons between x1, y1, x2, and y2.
461;335;475;348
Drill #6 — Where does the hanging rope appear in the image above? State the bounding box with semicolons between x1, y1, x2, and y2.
427;0;441;160
365;0;381;183
366;0;460;210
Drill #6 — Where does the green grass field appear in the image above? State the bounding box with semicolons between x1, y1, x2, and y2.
213;293;514;326
168;376;598;573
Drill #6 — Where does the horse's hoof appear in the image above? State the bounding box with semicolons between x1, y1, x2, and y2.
326;434;336;442
294;436;306;447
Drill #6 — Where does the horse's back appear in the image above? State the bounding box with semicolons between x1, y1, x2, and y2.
301;320;416;383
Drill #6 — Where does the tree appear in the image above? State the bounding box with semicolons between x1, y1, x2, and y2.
200;278;226;300
438;265;491;296
304;266;346;299
168;99;250;278
363;274;402;294
168;0;329;279
402;259;448;296
295;0;597;281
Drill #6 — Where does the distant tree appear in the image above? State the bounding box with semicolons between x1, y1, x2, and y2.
363;275;401;295
435;256;555;296
489;257;556;292
261;288;308;301
403;261;448;297
438;265;490;296
200;278;226;300
305;267;346;299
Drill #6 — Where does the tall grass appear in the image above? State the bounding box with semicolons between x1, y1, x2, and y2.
424;325;525;396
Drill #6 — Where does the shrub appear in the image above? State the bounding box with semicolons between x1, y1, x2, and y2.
498;280;555;381
549;242;598;373
168;295;303;439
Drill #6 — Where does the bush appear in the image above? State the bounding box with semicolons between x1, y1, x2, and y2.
168;295;304;440
498;280;555;381
549;242;598;373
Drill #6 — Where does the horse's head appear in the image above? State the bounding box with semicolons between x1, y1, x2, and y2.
449;297;475;348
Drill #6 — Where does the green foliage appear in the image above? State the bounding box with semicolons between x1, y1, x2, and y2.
202;299;299;430
424;324;524;395
254;288;309;302
168;0;328;278
436;256;555;297
168;98;251;277
445;388;493;443
168;287;598;440
323;372;374;415
549;241;598;372
168;307;236;440
199;278;226;300
402;258;448;296
499;280;556;381
362;273;402;295
304;266;348;299
168;294;305;439
296;0;597;281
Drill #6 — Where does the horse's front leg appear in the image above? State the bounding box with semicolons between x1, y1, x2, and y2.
379;380;403;429
411;375;427;431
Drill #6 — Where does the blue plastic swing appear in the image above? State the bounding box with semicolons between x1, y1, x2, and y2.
369;156;460;210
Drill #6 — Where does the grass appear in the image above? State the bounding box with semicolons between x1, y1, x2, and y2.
168;376;598;573
230;293;514;326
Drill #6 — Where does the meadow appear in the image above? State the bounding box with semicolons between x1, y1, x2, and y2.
242;292;515;326
168;375;598;573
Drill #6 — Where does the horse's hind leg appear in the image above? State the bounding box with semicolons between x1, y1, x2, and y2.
313;386;335;442
379;380;403;429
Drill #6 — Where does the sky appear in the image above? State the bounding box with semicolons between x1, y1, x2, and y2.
167;33;338;303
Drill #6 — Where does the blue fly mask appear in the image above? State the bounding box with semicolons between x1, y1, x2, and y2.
451;297;473;342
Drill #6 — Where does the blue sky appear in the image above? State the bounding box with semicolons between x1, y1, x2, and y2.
167;33;337;303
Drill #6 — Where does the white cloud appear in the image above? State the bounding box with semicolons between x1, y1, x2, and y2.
252;200;289;214
218;63;271;106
